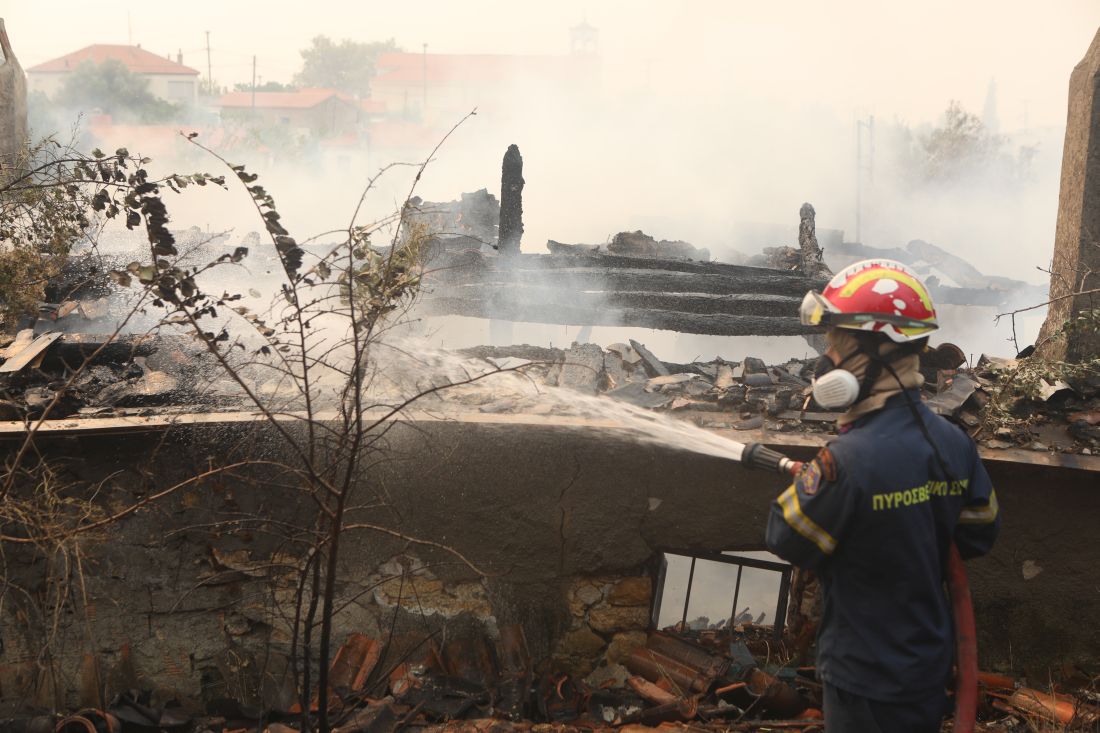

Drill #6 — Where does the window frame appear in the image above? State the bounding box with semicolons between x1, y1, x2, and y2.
651;548;793;641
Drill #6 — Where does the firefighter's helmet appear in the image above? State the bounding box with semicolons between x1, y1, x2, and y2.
799;259;939;343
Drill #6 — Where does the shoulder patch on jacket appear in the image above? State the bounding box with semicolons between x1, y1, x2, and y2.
797;447;838;497
796;460;822;496
816;447;839;482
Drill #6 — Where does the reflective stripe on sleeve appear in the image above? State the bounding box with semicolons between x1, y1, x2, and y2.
777;485;838;555
959;490;999;525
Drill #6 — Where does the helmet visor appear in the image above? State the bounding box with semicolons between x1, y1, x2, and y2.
799;291;833;327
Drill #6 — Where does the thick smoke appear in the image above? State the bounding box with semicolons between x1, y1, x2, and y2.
11;2;1099;359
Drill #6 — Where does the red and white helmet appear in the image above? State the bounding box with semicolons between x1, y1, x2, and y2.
799;259;939;343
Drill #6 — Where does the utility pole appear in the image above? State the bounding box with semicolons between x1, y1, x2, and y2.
251;55;257;110
422;43;428;120
205;31;212;93
855;115;874;244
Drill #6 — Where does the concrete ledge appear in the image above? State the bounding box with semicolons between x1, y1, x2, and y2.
1;410;1096;472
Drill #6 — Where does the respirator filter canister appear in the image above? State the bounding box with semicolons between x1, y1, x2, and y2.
811;369;861;410
811;349;864;410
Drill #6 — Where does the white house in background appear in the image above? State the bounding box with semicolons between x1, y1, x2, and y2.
26;44;200;105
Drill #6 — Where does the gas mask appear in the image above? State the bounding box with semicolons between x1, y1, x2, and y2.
811;351;863;410
811;338;923;411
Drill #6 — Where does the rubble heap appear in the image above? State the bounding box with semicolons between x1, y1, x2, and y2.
547;231;710;261
460;341;1100;456
0;316;1095;458
0;327;238;420
13;624;1099;733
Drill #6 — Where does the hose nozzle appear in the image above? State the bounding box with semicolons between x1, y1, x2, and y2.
742;443;803;476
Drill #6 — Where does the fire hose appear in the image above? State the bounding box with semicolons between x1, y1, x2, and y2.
739;442;978;733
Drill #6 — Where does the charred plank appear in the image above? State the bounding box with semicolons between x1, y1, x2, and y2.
416;297;811;336
423;286;798;317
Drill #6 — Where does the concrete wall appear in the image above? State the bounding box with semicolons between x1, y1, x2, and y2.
146;74;197;106
0;418;1094;713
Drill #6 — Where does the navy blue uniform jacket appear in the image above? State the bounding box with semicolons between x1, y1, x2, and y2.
765;390;999;702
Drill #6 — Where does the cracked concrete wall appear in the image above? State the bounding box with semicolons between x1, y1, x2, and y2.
0;420;1095;713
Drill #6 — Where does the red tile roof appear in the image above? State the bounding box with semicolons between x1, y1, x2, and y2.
373;52;592;86
28;44;200;75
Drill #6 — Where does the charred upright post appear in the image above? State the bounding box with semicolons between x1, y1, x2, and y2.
499;144;524;255
798;202;831;279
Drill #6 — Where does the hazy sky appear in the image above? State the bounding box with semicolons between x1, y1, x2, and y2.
4;0;1098;352
3;1;1097;130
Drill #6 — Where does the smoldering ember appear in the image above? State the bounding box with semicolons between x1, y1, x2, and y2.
1;10;1100;733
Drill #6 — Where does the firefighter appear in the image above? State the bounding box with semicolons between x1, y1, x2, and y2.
765;259;1000;733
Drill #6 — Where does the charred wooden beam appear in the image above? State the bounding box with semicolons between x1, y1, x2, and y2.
453;268;815;297
420;249;825;335
43;333;158;368
415;296;810;336
429;249;828;282
427;258;824;297
422;285;799;317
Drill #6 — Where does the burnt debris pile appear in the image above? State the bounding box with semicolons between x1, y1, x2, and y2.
15;625;1100;733
460;340;1100;457
1;325;1096;459
0;327;236;420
